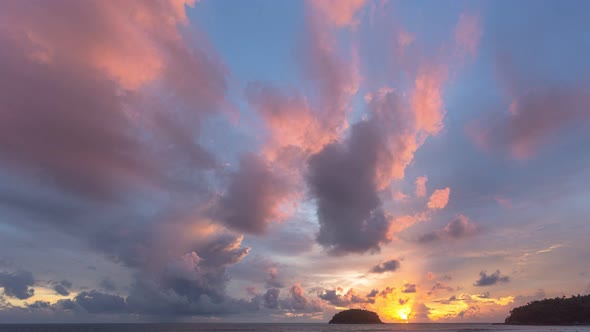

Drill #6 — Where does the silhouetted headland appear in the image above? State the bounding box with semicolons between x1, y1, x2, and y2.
328;309;383;324
505;294;590;325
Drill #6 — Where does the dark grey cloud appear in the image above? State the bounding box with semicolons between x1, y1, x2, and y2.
366;289;379;298
402;283;417;293
52;280;72;296
74;291;127;314
443;215;478;238
0;270;35;300
370;259;400;273
216;154;290;235
474;270;510;287
435;295;460;304
263;288;280;309
428;281;455;296
99;278;116;292
418;232;441;243
317;288;370;307
307;120;392;255
418;215;478;243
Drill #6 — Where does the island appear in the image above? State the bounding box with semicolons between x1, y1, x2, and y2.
505;294;590;325
328;309;384;324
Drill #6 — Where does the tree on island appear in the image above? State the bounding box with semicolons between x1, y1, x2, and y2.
505;294;590;325
328;309;384;324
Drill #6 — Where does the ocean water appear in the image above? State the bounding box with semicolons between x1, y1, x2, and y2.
0;324;589;332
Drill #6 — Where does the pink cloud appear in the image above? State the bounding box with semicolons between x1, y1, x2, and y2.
470;87;590;159
0;0;227;199
392;190;410;202
364;88;420;189
245;83;335;166
415;176;428;197
386;212;429;240
454;13;482;58
494;196;512;209
308;0;367;28
412;66;448;136
427;188;451;210
229;3;363;235
304;6;360;134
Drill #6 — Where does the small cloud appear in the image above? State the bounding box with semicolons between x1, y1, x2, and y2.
536;244;563;254
473;270;510;287
370;259;400;273
366;289;379;298
402;283;416;293
52;280;72;296
427;187;450;210
443;215;477;238
415;176;428;197
494;196;512;208
418;215;478;243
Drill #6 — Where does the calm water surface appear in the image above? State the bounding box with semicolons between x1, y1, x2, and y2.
1;324;590;332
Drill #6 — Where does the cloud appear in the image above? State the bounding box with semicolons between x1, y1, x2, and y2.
415;176;428;197
216;154;291;235
0;270;35;300
366;289;379;299
470;86;590;159
454;13;482;57
265;267;285;289
0;5;257;320
303;1;360;135
412;67;448;136
412;303;432;321
443;215;478;238
52;280;72;296
427;188;451;210
419;215;479;243
245;83;334;165
263;288;280;309
308;0;367;28
307;120;392;255
318;288;371;307
370;259;400;273
402;283;417;293
74;291;127;314
428;281;455;296
474;270;510;287
306;86;448;254
280;284;323;313
0;0;227;201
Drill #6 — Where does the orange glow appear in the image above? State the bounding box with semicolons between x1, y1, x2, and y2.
372;287;416;322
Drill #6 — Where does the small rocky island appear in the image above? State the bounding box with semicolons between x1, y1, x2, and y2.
505;294;590;325
328;309;384;324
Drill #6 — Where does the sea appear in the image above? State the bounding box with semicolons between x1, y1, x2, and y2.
0;324;589;332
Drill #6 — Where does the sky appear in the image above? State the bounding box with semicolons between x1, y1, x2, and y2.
0;0;589;324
